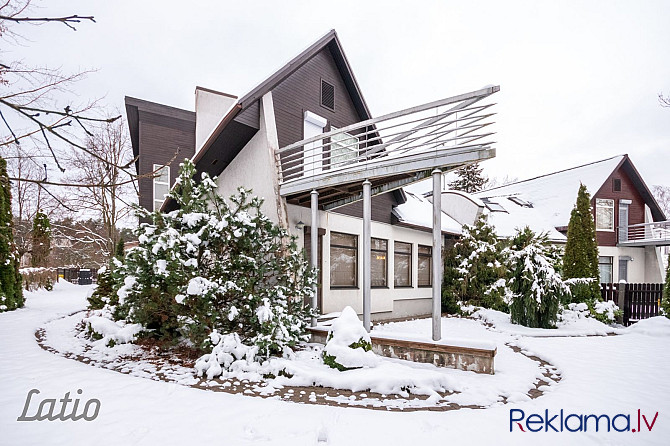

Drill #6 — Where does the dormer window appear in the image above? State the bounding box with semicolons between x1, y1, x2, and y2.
321;79;335;110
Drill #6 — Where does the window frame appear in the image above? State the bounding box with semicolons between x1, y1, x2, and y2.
394;241;413;288
598;256;614;284
329;126;359;168
153;164;170;212
371;237;388;288
417;244;432;287
329;231;358;289
595;198;615;232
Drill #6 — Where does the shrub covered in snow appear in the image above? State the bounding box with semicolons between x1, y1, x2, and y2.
507;227;569;328
84;309;143;348
442;215;509;313
590;300;621;324
0;156;23;312
107;159;315;357
19;267;56;291
322;307;379;371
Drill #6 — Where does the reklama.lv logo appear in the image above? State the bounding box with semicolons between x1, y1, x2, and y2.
510;409;659;433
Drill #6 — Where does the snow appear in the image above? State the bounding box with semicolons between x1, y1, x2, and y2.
322;307;380;369
476;155;624;229
1;282;670;444
392;191;464;234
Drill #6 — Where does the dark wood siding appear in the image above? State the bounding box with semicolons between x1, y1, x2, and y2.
272;47;364;149
334;192;399;224
137;110;195;212
593;164;645;247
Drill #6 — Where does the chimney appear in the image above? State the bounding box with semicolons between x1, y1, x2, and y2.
195;86;238;153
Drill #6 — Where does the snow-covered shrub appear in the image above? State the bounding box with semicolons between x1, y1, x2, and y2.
322;307;379;371
590;300;621;324
563;277;597;305
507;227;569;328
87;266;114;310
19;267;56;291
194;331;259;379
442;215;509;313
111;159;315;357
84;309;143;348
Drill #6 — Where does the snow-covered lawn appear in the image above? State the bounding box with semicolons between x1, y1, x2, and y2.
1;282;669;445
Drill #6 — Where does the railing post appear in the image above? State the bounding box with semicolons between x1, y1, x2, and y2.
362;179;372;332
310;189;319;327
617;282;627;326
432;169;442;341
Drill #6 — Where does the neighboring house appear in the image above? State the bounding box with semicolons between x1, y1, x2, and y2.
125;29;500;326
473;155;668;283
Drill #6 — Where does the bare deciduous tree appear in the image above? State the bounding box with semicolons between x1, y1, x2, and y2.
652;185;670;219
66;119;136;255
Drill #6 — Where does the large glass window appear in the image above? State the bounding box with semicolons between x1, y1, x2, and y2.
153;164;170;211
330;126;358;167
596;198;615;231
371;238;387;288
418;245;432;287
330;232;357;288
394;241;412;287
598;256;613;283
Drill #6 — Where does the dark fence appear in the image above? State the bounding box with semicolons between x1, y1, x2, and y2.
600;282;663;326
56;267;98;285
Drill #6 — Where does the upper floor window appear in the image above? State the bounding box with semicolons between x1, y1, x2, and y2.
330;126;358;167
394;241;412;287
153;164;170;211
330;232;357;288
595;198;615;231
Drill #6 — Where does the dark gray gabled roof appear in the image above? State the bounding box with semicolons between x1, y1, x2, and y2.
192;29;373;178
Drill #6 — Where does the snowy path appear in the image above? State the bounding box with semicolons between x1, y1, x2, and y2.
1;283;669;445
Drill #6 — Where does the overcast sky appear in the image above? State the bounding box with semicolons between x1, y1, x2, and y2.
11;0;670;187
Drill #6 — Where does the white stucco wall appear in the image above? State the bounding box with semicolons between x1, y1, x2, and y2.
195;88;237;154
215;92;286;226
598;246;657;283
287;203;436;320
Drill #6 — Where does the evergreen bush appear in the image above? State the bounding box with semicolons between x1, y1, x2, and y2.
110;160;315;356
562;184;600;302
30;210;51;267
508;227;569;328
0;156;23;312
662;254;670;319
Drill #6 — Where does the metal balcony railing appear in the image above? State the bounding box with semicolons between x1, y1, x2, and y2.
618;221;670;246
274;86;499;195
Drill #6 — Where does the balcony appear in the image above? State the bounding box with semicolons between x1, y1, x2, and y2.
275;86;499;210
618;221;670;247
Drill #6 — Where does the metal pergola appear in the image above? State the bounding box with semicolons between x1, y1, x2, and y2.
276;85;500;340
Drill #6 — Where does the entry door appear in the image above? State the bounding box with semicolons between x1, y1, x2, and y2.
619;201;629;242
303;111;327;176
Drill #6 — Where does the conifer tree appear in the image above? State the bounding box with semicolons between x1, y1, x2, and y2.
448;162;488;193
442;214;508;312
562;184;600;302
662;254;670;319
0;156;23;312
508;227;568;328
114;237;125;260
30;210;51;267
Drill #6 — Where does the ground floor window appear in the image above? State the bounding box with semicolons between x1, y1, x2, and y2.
394;241;412;287
330;232;357;288
371;238;387;288
418;245;432;287
598;256;613;283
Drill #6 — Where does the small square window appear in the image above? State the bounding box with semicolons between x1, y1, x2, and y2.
613;178;622;192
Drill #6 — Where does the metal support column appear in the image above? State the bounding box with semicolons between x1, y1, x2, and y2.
362;179;372;332
432;169;442;341
310;189;319;327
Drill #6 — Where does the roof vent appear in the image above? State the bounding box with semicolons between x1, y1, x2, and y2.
321;79;335;110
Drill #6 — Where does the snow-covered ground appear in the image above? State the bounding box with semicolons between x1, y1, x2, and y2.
1;282;669;445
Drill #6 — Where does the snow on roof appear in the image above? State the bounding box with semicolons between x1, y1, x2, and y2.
476;155;624;229
393;191;463;235
479;197;567;242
